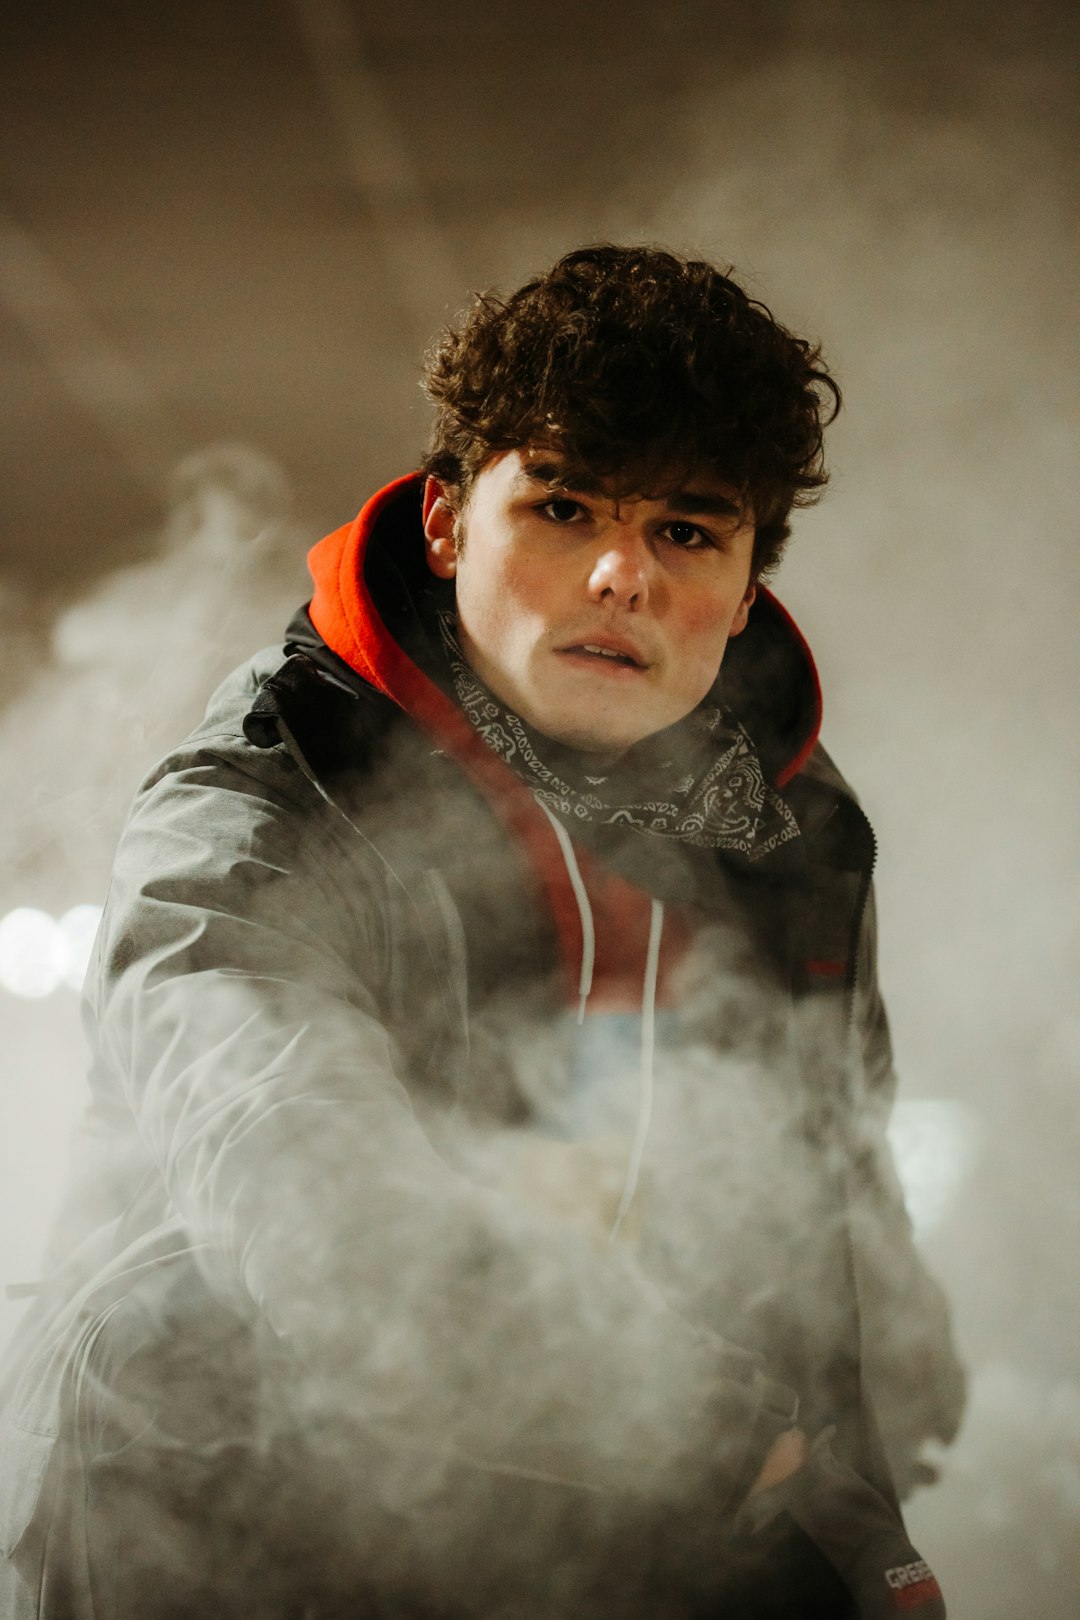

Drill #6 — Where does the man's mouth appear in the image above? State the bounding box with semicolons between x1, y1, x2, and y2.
558;639;648;670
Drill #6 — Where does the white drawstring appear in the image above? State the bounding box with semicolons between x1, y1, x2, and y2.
538;803;595;1023
611;897;663;1241
537;802;663;1242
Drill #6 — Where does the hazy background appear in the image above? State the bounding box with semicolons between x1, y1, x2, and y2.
1;1;1077;1614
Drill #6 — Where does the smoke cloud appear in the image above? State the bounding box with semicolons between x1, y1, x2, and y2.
0;444;311;1336
2;4;1077;1611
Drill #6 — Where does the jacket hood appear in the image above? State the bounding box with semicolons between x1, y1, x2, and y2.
289;475;828;1011
302;473;823;790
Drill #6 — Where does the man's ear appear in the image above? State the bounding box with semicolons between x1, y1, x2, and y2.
728;583;757;637
422;476;459;580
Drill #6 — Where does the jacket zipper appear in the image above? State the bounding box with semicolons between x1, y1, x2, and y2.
843;804;878;1055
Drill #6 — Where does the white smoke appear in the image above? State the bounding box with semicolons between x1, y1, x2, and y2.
0;443;312;1344
1;5;1076;1610
0;443;311;913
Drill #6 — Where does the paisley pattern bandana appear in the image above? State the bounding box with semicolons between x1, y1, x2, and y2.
438;610;800;861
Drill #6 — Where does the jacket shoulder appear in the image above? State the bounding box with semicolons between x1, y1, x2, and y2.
194;645;292;741
796;740;862;806
128;642;398;813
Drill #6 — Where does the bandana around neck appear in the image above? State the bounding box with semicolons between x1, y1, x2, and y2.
437;609;800;861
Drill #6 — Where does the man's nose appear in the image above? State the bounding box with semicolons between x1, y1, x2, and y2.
586;531;651;609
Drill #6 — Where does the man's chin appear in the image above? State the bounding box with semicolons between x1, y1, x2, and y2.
523;713;647;765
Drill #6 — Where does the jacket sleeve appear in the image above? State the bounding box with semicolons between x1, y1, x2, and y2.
85;724;796;1522
845;886;967;1494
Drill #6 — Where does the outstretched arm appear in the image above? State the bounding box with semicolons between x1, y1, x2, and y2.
86;722;800;1524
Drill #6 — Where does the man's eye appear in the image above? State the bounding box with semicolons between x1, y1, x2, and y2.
662;521;711;550
539;498;584;523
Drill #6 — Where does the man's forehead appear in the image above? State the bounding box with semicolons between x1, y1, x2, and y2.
514;447;747;520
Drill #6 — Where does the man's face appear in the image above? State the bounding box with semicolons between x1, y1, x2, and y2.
423;448;757;760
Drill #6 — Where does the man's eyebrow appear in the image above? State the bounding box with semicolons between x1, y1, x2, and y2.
664;489;744;519
520;459;602;493
519;461;743;518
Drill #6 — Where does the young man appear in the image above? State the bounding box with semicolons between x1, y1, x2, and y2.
0;247;963;1618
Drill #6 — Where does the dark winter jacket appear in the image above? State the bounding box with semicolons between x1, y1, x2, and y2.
0;476;961;1616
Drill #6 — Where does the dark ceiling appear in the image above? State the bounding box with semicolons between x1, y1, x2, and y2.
0;0;768;592
2;0;1076;601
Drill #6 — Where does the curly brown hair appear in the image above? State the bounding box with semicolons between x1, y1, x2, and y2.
421;245;840;579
